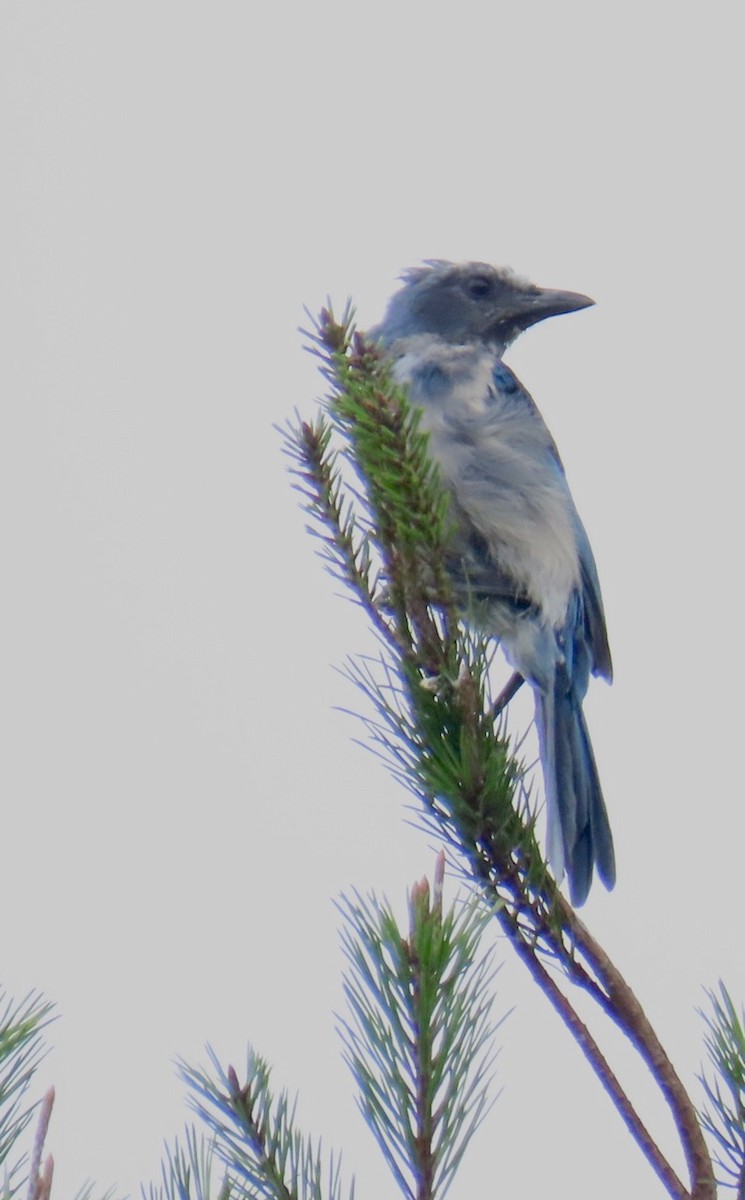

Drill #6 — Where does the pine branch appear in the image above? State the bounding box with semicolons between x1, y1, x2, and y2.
286;306;718;1200
337;854;501;1200
697;983;745;1194
26;1088;54;1200
180;1050;353;1200
0;991;55;1200
143;1126;228;1200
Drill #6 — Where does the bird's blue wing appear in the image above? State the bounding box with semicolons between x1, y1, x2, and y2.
574;516;613;682
492;361;612;682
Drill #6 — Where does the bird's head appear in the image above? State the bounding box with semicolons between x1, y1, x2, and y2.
371;260;594;354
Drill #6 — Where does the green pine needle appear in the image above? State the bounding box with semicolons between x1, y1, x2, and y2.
337;860;503;1200
282;307;553;918
143;1126;227;1200
0;990;55;1199
179;1050;353;1200
697;982;745;1190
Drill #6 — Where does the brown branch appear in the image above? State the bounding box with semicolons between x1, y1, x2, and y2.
498;904;690;1200
28;1088;55;1200
560;902;717;1200
464;844;693;1200
467;832;716;1198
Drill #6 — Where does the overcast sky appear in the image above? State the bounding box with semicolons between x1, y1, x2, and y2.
1;4;743;1198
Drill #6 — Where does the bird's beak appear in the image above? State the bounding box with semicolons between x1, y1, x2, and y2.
507;286;595;331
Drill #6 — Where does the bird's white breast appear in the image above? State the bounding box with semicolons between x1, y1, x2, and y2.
390;336;581;629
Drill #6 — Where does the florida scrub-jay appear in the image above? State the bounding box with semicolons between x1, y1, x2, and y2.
368;260;615;905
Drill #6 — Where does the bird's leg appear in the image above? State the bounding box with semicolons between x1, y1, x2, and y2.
492;671;524;719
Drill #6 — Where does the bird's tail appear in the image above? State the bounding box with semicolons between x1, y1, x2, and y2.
535;678;615;906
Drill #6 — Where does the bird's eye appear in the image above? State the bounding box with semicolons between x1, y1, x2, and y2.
466;275;493;299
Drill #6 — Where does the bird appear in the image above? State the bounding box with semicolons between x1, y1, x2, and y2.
367;260;614;905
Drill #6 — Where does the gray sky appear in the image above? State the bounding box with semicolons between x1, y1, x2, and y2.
1;4;742;1198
